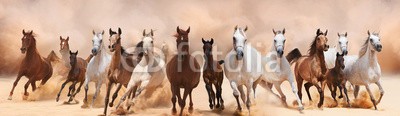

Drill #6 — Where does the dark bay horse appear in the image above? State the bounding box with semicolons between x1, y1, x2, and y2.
326;52;350;106
287;29;329;108
8;30;53;100
201;38;224;110
103;28;143;115
166;26;201;116
56;50;87;103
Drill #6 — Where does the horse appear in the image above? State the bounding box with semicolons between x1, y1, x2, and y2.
116;29;167;111
324;32;349;69
256;29;304;111
166;26;201;116
223;26;263;114
8;30;53;100
325;52;350;106
56;50;87;103
343;31;384;110
201;38;225;110
59;36;72;69
103;28;145;115
286;29;329;108
82;30;111;108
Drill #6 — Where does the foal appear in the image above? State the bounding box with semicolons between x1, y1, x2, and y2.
202;38;224;110
56;50;87;103
326;52;350;106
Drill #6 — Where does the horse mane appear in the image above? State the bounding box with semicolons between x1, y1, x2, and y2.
358;38;370;57
308;33;322;55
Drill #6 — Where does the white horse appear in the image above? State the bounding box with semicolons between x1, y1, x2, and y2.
224;26;263;114
83;30;112;108
324;32;349;69
343;31;384;110
116;29;166;109
257;29;304;111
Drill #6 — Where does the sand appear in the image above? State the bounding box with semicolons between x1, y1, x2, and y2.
0;74;400;116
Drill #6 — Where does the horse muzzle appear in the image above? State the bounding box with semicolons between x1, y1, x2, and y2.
376;44;382;52
342;49;348;55
324;45;329;51
91;48;98;56
236;51;244;60
20;48;26;54
277;48;284;58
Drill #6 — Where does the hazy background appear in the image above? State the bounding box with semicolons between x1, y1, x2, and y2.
1;0;400;76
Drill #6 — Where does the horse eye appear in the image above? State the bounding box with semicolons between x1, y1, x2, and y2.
151;41;153;43
283;40;286;43
274;40;276;43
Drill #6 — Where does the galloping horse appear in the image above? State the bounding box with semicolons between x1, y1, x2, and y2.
103;28;144;115
224;26;263;114
325;52;350;106
8;30;53;100
83;30;111;108
59;36;72;69
116;29;167;110
287;29;329;108
201;38;225;110
257;29;304;111
343;31;384;110
166;26;201;116
324;32;349;69
56;50;87;103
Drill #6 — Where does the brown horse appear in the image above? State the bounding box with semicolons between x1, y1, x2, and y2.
56;50;87;103
8;30;53;100
201;38;225;110
326;52;350;106
103;28;143;115
287;29;329;108
166;26;201;116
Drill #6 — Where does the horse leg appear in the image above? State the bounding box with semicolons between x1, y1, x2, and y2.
353;85;360;99
56;79;69;102
91;80;102;108
304;82;313;101
327;83;335;101
215;83;223;109
170;85;178;115
342;83;351;107
375;81;384;104
338;85;344;99
288;76;304;111
68;81;78;102
238;85;246;105
296;77;304;102
71;81;84;102
332;84;338;102
115;82;134;109
275;83;288;107
8;74;23;100
67;81;76;97
229;81;242;111
316;80;326;108
103;82;113;116
179;88;190;116
205;83;214;109
126;85;137;111
188;89;194;113
31;81;37;92
365;85;377;110
109;83;122;107
23;79;32;100
245;81;254;115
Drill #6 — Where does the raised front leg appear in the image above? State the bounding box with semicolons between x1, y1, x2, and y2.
318;80;327;108
375;81;384;104
109;83;122;107
56;79;69;102
365;84;377;110
229;81;242;111
8;74;23;100
274;83;288;107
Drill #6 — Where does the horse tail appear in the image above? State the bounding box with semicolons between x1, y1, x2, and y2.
46;50;60;62
85;54;93;63
286;48;302;65
218;60;224;65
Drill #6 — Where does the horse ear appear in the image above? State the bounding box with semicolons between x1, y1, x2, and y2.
336;52;339;56
316;28;321;35
69;50;72;54
101;30;104;35
118;27;122;35
234;25;238;31
60;36;62;40
150;29;154;36
210;38;214;44
186;26;190;33
324;30;328;36
345;32;347;37
272;29;276;35
92;30;95;35
29;30;33;35
244;26;248;32
367;30;370;36
202;38;206;44
176;26;181;34
23;29;26;35
76;50;78;55
282;28;285;34
66;36;69;41
109;28;113;36
143;29;146;36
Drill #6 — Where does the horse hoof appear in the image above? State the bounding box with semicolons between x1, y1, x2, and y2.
298;106;304;112
189;107;194;113
56;98;60;102
8;96;12;100
339;95;343;99
109;103;114;107
221;105;225;110
171;108;177;115
22;95;29;100
209;104;214;109
216;104;220;108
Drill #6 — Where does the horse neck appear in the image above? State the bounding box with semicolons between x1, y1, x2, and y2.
204;54;214;69
110;43;122;69
68;60;77;75
314;50;327;73
25;39;41;60
365;45;378;67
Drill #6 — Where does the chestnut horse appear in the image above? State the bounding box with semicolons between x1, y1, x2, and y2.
8;30;53;100
56;50;87;103
103;28;143;115
166;26;201;116
201;38;225;110
287;29;329;108
326;52;350;106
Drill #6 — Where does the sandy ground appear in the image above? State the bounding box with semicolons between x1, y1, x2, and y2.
1;74;400;116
